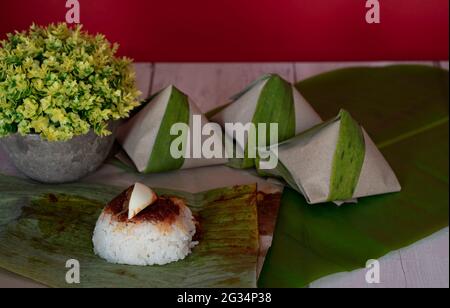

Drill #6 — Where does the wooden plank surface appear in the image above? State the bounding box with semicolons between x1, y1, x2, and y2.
399;228;449;288
310;251;408;288
151;63;295;112
133;62;153;100
0;268;45;288
0;62;447;288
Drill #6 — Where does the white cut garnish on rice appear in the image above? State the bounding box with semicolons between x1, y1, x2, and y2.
128;183;158;220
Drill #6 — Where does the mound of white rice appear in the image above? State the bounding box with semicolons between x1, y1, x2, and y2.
92;198;198;266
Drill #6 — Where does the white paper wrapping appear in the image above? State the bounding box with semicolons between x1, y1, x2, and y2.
259;111;402;204
117;85;227;173
211;74;322;155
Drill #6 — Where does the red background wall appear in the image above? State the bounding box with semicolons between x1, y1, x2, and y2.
0;0;448;61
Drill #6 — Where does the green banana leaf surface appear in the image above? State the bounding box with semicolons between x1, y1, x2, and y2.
259;65;449;287
0;175;259;288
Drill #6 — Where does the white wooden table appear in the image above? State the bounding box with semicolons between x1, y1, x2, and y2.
0;62;448;288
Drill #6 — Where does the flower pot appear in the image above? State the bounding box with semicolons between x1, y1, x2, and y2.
0;122;119;184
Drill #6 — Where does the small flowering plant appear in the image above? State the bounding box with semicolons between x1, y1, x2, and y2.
0;23;141;141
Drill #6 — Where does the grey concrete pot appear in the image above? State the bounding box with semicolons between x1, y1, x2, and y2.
0;122;119;184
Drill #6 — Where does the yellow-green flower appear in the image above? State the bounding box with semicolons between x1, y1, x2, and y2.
31;116;49;133
0;23;141;141
17;98;39;119
46;108;67;125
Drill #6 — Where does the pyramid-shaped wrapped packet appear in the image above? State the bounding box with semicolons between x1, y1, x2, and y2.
211;74;322;168
118;85;227;173
257;110;401;204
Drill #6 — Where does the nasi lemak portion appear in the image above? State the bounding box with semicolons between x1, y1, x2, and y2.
118;85;227;173
211;74;322;169
257;110;401;204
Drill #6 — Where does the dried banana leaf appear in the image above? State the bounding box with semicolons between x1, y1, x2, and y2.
0;175;259;288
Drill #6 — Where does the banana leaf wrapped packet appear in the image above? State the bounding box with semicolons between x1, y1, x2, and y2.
257;110;402;204
117;85;227;173
210;74;322;168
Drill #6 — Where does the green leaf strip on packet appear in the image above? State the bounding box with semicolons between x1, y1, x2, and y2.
145;87;190;173
241;75;296;168
327;110;366;201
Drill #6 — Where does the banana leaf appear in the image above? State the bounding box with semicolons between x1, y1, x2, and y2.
259;65;449;287
0;174;259;288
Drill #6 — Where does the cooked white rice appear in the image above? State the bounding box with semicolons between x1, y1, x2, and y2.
92;199;198;266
